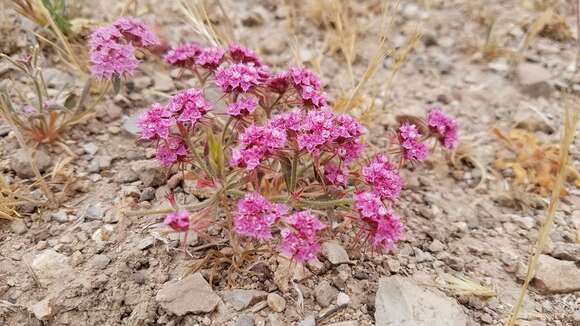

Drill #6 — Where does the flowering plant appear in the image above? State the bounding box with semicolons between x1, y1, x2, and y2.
93;18;459;264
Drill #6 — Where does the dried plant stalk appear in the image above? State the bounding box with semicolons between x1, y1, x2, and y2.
507;106;578;326
440;274;496;298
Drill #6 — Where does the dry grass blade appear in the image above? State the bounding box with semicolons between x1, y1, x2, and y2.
439;274;496;298
507;105;578;326
179;0;224;46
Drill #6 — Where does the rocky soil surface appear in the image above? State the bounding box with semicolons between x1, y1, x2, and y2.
1;1;580;325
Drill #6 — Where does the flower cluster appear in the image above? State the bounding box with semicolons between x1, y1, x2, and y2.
362;154;403;201
227;97;258;117
398;123;428;162
138;88;211;167
427;108;459;150
354;192;403;251
164;43;201;67
89;17;159;80
279;211;326;262
163;211;190;232
234;192;288;239
215;63;262;93
230;124;287;170
288;67;327;108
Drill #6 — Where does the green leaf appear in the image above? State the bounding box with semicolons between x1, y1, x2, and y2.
207;129;224;175
63;93;77;110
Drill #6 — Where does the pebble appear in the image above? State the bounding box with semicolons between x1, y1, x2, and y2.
140;187;156;201
551;242;580;262
314;281;338;308
236;314;255;326
89;254;111;270
267;293;286;313
9;219;27;234
30;249;74;287
321;241;350;265
533;255;580;293
130;160;165;187
516;63;552;98
155;273;220;315
86;203;107;220
297;315;316;326
336;292;351;306
51;210;70;223
428;240;445;253
30;297;54;320
222;289;267;311
152;71;174;91
11;148;51;179
83;143;99;155
375;276;469;325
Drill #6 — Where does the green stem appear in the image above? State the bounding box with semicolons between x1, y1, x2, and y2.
221;116;234;145
296;198;352;209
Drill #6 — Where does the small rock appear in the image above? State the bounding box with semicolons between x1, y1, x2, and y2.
156;273;220;315
30;250;73;287
267;293;286;312
306;257;325;274
83;143;99;155
237;314;255;326
115;167;139;183
89;254;111;269
91;224;115;244
133;76;152;90
138;237;155;250
30;297;54;320
517;63;552;98
297;315;316;326
573;310;580;324
375;276;468;326
402;3;419;19
130;160;165;187
314;281;338;308
51;210;70;223
428;240;445;253
533;255;580;293
222;289;267;311
321;241;350;265
336;292;351;306
86;203;107;220
11;148;51;179
10;219;27;234
384;258;401;273
551;242;580;262
140;187;156;201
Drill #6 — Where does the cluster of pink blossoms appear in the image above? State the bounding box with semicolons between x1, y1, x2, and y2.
234;192;288;239
279;211;326;262
89;17;159;80
230;124;287;170
362;154;403;201
398;123;428;162
163;211;190;232
354;192;403;251
427;108;459;150
138;88;211;166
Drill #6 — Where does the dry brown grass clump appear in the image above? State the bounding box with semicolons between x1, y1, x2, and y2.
493;127;580;197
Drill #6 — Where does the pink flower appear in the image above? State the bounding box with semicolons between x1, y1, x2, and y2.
234;192;288;239
138;103;172;140
279;211;326;262
89;26;138;80
285;211;326;238
297;109;337;154
335;141;365;164
164;43;202;67
279;229;322;262
227;96;258;117
228;43;263;66
398;123;428;162
324;162;348;187
156;137;188;167
354;192;403;251
230;124;287;170
196;47;225;69
113;17;160;48
288;67;327;108
164;211;190;232
266;71;290;93
215;63;262;93
167;88;211;124
362;154;403;201
427;108;459;150
268;110;305;133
